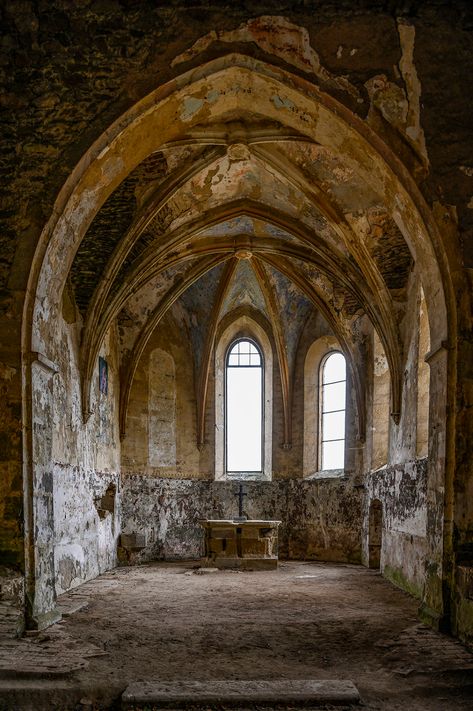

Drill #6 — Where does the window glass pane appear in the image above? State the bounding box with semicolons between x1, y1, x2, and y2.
238;352;250;366
322;410;345;441
228;340;262;367
250;351;261;366
322;381;346;413
323;352;346;384
227;366;262;471
322;440;344;470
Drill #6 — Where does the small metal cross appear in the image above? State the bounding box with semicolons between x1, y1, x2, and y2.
234;483;247;518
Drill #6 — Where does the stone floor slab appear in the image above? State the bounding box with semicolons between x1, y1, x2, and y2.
121;679;360;708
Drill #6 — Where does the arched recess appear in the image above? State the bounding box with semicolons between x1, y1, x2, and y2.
148;349;176;468
29;55;451;348
214;315;273;481
22;52;456;625
303;335;341;477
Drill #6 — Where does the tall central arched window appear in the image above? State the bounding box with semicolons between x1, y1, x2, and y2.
226;339;263;473
320;351;346;470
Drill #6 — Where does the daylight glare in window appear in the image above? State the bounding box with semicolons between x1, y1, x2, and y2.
320;352;346;470
226;339;263;472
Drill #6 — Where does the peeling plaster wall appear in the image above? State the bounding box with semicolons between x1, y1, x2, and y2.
31;293;121;616
416;289;430;457
370;331;391;470
31;359;56;621
360;269;432;601
53;464;119;596
120;475;362;565
389;269;423;465
363;459;428;600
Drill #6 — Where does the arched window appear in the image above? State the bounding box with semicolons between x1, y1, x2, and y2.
319;351;346;470
225;339;263;474
215;316;272;481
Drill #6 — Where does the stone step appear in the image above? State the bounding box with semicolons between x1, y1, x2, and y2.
0;680;123;711
121;679;360;708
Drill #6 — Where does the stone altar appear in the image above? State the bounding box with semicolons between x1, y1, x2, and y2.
199;519;281;570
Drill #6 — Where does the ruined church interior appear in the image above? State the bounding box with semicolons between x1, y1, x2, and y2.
1;1;473;709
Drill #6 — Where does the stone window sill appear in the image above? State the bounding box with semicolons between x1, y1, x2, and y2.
305;469;346;481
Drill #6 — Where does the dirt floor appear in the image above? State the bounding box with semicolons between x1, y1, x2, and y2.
2;561;473;710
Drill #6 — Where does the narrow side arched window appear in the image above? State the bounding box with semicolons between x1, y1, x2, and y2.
319;351;346;470
225;339;263;474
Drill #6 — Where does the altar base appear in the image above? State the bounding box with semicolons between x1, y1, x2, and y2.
199;519;281;570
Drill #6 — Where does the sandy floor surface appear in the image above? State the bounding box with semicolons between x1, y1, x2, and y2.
2;561;473;710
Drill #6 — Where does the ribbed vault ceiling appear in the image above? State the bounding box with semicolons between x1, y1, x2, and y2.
68;109;415;445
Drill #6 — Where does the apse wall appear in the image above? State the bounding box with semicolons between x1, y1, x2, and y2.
119;306;364;564
120;477;363;564
121;307;339;480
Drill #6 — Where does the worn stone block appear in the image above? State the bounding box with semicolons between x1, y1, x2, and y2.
210;528;236;539
120;533;146;551
122;679;360;707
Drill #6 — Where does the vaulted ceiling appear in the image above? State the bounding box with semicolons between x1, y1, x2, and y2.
32;9;462;459
68;103;415;447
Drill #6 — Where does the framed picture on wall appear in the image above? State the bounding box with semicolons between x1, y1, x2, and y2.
99;356;108;395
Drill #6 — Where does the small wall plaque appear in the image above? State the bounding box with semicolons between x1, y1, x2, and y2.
99;356;108;395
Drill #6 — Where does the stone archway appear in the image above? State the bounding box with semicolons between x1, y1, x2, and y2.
21;52;456;630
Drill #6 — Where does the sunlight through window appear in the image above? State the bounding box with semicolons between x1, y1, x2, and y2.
226;339;263;472
320;352;346;470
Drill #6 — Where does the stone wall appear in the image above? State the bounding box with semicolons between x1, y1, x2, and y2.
29;297;121;623
120;475;363;564
363;458;428;599
53;465;120;596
